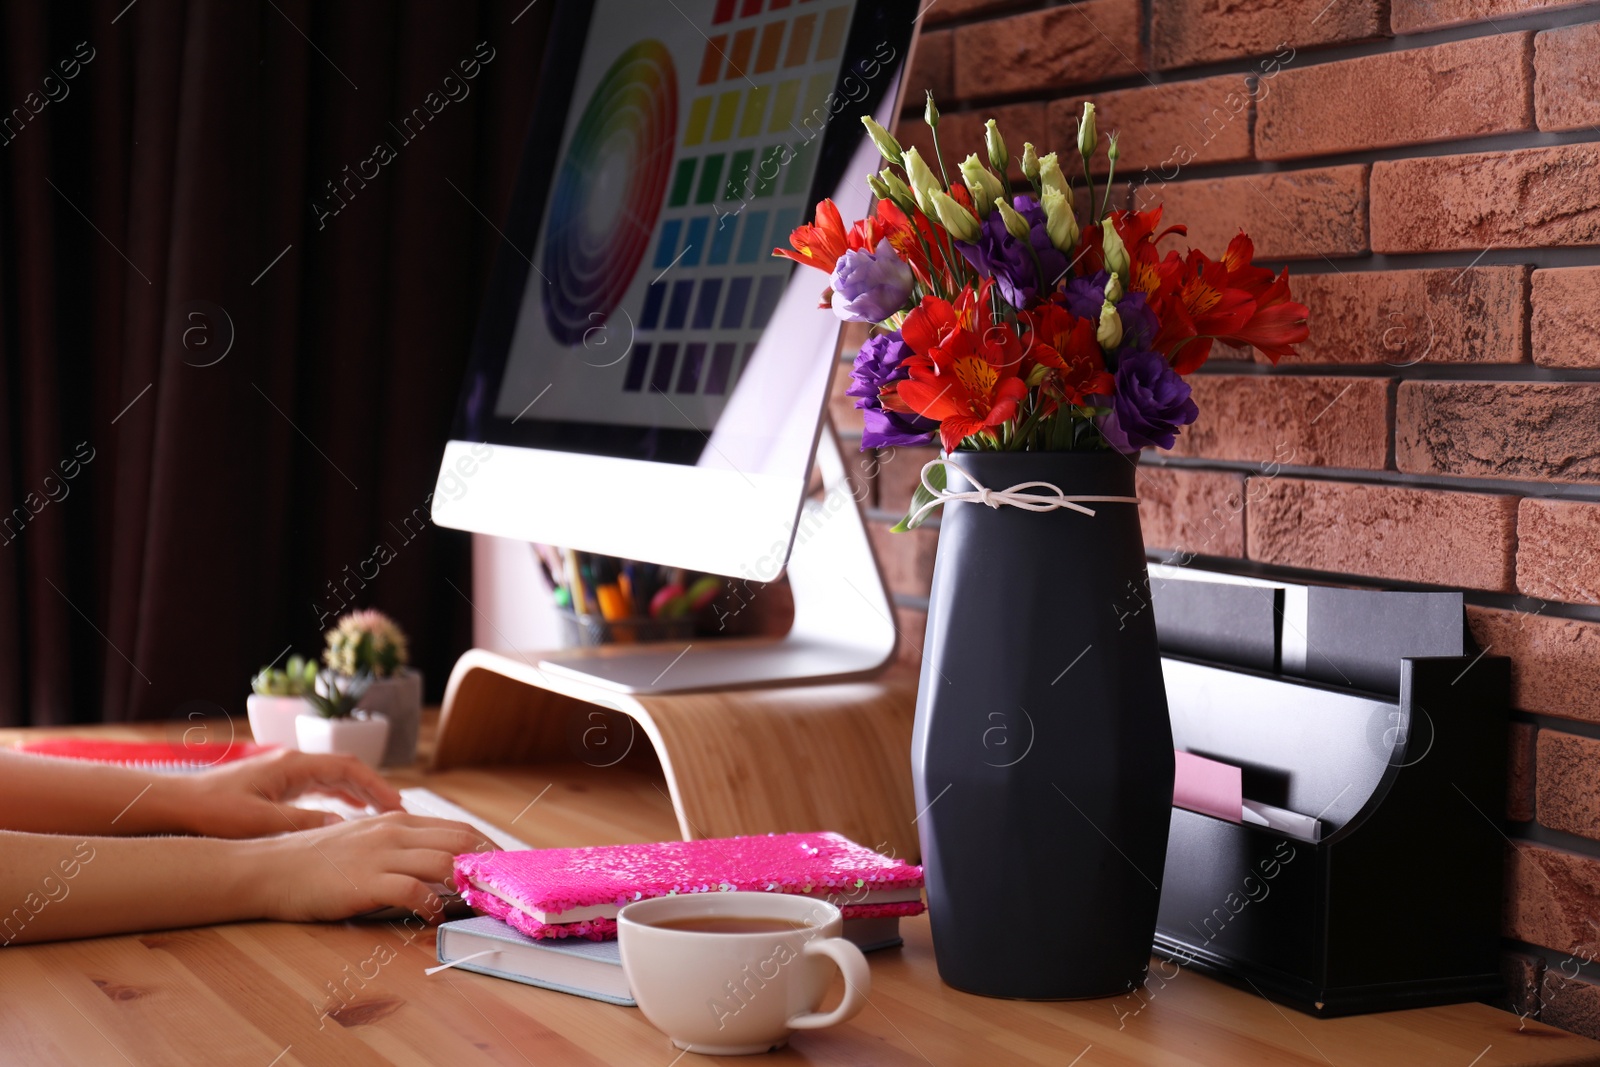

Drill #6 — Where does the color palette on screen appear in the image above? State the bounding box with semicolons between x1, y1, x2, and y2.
620;1;854;402
541;40;678;345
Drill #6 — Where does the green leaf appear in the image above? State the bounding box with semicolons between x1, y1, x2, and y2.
891;460;946;532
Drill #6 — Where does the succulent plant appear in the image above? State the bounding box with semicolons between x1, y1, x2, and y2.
304;670;374;720
324;609;410;679
251;654;318;697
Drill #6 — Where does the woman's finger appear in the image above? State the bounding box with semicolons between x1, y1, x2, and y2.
371;812;494;841
285;753;403;810
382;826;491;857
381;848;460;884
369;873;448;921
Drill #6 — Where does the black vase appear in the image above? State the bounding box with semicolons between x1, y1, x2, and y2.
910;449;1174;999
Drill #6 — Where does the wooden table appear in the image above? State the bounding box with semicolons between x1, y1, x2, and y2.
1;718;1595;1067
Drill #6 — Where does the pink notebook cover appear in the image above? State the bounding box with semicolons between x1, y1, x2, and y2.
454;832;925;941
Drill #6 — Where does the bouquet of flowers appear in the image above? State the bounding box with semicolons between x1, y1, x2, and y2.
774;96;1309;529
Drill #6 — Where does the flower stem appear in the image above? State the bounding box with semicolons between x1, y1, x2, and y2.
1081;155;1098;226
1099;155;1119;221
929;126;953;192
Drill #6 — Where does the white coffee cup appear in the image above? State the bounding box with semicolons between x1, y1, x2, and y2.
617;891;870;1055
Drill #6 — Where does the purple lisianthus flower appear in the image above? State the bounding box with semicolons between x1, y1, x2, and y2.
1066;270;1160;350
1064;270;1111;321
847;331;937;449
1097;350;1199;452
830;238;914;324
1115;291;1160;351
954;194;1068;310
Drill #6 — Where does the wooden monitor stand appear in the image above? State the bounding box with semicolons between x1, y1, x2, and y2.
430;427;922;861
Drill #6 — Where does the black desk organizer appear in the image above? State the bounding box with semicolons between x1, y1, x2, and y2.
1149;574;1510;1016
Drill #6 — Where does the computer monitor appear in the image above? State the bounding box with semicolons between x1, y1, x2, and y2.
432;0;922;692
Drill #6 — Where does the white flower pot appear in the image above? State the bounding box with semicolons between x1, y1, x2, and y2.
295;711;390;768
247;695;313;749
315;669;423;768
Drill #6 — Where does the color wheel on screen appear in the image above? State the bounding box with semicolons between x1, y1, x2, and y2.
542;40;678;345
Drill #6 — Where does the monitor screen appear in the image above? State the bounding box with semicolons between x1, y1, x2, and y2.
451;0;920;474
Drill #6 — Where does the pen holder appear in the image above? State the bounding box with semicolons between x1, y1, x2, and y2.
557;610;695;647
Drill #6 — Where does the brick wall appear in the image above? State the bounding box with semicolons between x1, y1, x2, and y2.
831;0;1600;1038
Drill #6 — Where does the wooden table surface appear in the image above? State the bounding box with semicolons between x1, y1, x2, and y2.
1;717;1595;1067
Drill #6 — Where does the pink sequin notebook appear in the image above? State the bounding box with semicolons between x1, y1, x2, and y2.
454;832;925;941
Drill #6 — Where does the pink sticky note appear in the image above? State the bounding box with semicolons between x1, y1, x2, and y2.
1173;750;1243;823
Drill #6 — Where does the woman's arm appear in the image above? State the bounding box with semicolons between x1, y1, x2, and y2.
0;748;403;838
0;813;489;946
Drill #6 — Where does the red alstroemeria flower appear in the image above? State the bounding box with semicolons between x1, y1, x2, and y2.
897;331;1027;452
1019;302;1115;405
773;199;882;273
1161;254;1258;373
1113;205;1188;250
900;284;979;353
896;283;1028;452
875;198;967;294
1215;232;1276;296
1217;267;1311;364
1155;232;1310;372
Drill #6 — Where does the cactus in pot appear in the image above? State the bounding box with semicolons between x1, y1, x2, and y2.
322;609;422;767
296;670;388;767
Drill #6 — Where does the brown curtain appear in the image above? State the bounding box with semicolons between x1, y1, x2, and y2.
0;0;552;724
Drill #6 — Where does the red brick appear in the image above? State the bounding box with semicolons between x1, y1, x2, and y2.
1537;731;1600;842
1510;723;1537;823
1504;950;1546;1019
1259;267;1528;366
1396;382;1600;484
919;0;1028;25
839;321;873;353
1468;607;1600;726
867;520;938;599
1394;0;1592;34
1153;1;1381;69
906;29;953;106
1371;144;1600;253
1505;842;1600;961
1536;23;1600;132
1541;972;1600;1042
894;603;928;669
873;444;941;514
1136;467;1247;559
827;358;864;438
1170;376;1389;468
1132;164;1369;262
1256;35;1535;161
1519;499;1600;606
1533;267;1600;369
1047;76;1255;178
952;1;1142;100
1136;165;1370;262
1246;478;1519;590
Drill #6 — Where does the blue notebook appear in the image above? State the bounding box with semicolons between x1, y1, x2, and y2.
434;915;634;1007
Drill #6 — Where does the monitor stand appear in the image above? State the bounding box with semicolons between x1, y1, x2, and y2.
535;424;898;694
429;424;920;859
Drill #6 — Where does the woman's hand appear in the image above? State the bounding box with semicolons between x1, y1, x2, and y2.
243;812;495;923
164;749;405;838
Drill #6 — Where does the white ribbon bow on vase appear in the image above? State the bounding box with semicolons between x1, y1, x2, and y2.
905;457;1141;528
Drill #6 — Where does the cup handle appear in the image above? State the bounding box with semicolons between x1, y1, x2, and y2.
786;937;871;1030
